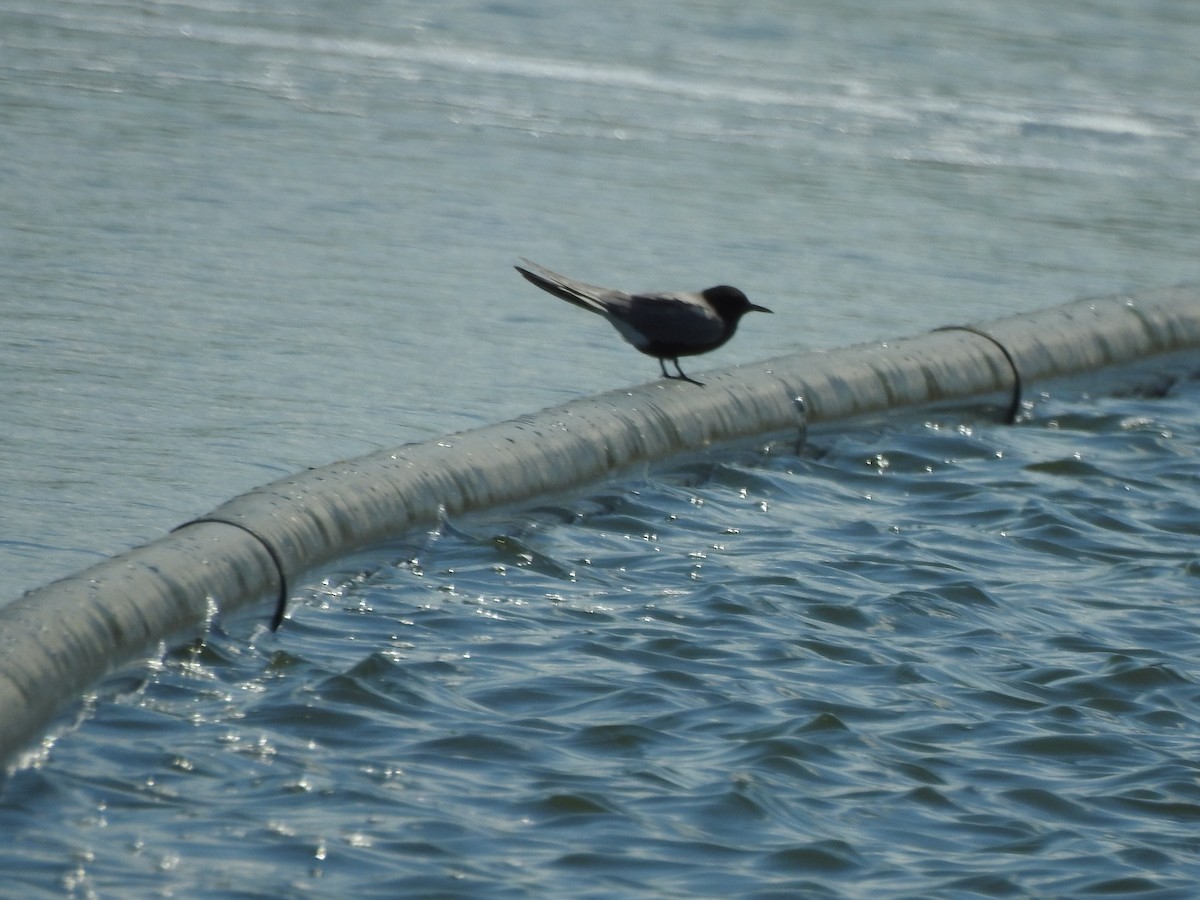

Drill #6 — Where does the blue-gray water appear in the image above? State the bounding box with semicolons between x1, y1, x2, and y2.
2;0;1199;896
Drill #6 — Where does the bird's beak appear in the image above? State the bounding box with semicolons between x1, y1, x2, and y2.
750;303;773;314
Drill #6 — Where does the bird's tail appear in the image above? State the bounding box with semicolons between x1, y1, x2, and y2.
514;259;610;314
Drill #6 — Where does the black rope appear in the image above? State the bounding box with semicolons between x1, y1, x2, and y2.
173;517;290;631
935;325;1023;424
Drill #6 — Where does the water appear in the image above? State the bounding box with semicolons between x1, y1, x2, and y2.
5;385;1200;896
2;0;1199;895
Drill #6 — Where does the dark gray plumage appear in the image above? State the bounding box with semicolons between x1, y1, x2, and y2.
514;259;771;385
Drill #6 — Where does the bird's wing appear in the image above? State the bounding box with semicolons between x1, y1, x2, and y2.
514;259;626;315
610;292;726;349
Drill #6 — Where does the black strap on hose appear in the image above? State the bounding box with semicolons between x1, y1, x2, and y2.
172;517;290;631
935;325;1023;424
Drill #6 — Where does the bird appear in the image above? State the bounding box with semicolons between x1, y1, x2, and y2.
514;259;771;386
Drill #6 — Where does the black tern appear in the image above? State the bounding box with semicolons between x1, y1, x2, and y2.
514;259;772;385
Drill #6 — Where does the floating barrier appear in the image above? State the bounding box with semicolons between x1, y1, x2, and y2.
2;285;1198;768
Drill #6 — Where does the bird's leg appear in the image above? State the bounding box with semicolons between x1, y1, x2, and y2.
668;358;704;387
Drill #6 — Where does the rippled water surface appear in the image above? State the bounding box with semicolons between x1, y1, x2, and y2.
3;0;1200;895
5;380;1200;897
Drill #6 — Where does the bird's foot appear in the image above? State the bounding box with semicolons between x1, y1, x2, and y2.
659;358;704;386
665;371;705;387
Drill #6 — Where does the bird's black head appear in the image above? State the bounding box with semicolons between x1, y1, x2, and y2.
701;285;773;321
